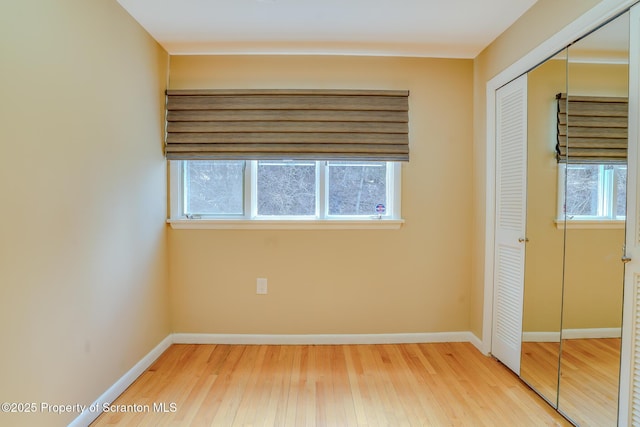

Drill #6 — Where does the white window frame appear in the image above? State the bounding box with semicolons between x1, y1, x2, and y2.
556;163;626;229
168;160;404;230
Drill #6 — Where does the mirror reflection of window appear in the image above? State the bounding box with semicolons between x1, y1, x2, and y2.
519;10;630;426
562;163;626;220
558;10;629;427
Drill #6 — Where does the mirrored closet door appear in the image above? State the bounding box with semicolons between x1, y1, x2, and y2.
558;11;629;426
515;10;630;426
519;48;568;408
490;2;640;425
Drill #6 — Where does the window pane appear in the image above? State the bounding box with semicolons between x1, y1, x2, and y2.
185;160;244;215
565;164;599;217
616;165;627;217
257;161;316;216
328;161;387;216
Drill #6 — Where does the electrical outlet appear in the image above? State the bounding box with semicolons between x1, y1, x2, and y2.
256;278;268;294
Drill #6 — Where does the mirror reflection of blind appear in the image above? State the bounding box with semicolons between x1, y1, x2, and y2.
165;89;409;162
556;93;628;163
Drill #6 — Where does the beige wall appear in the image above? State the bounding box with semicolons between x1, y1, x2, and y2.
168;55;473;334
522;58;566;333
0;1;169;426
0;2;626;423
563;59;628;330
523;59;626;332
471;0;603;338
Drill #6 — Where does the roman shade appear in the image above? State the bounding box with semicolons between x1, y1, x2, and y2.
165;89;409;161
556;93;628;163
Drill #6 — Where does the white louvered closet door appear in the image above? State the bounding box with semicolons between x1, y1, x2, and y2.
620;4;640;425
492;74;527;375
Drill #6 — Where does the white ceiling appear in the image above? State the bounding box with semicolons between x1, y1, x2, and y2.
116;0;538;58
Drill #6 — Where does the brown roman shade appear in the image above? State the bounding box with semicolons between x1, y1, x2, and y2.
165;89;409;161
556;93;628;163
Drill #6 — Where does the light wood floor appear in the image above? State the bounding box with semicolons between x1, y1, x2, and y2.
91;343;570;426
558;338;621;426
521;341;561;404
520;338;621;426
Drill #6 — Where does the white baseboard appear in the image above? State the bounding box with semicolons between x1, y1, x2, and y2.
522;331;561;342
562;327;621;339
468;333;483;353
172;331;480;346
69;335;173;427
71;331;483;426
522;328;621;342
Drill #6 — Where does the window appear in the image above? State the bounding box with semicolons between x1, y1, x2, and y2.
165;89;408;229
558;163;626;223
170;160;402;228
185;160;244;215
327;161;388;216
256;161;317;217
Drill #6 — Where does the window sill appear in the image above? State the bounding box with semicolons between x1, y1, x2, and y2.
167;218;405;230
554;219;625;229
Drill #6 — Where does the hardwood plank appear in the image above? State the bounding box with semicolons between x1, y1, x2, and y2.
91;343;572;427
520;341;560;405
557;338;621;427
224;345;267;426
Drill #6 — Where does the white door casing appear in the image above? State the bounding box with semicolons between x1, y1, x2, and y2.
619;4;640;425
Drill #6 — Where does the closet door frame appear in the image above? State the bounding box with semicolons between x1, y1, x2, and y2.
619;4;640;424
482;1;636;423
